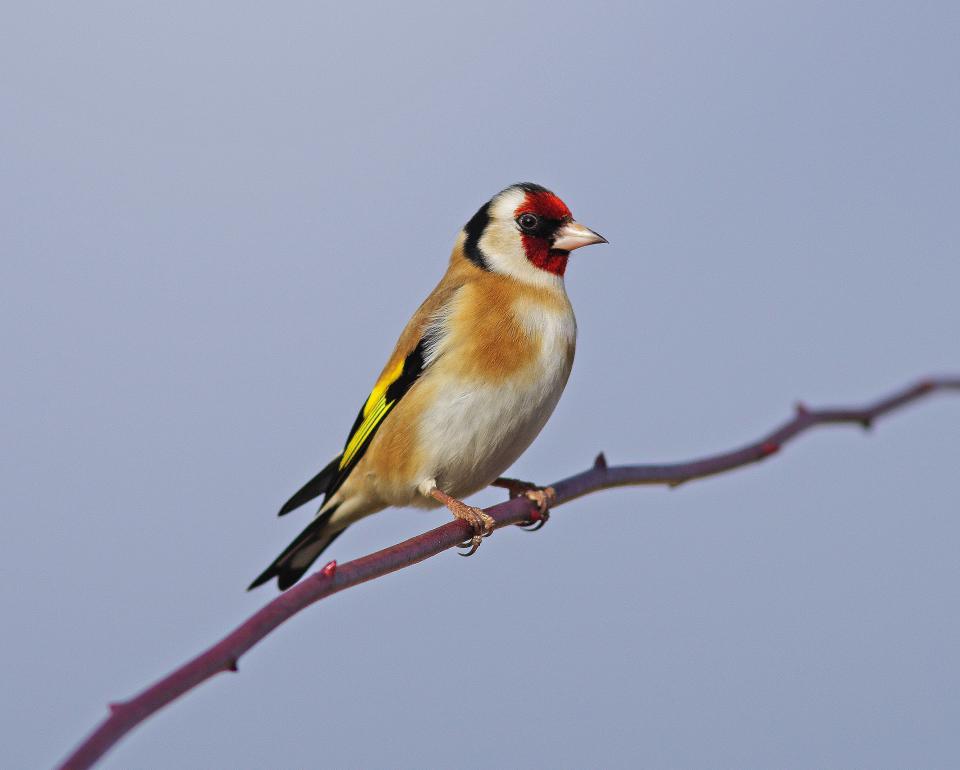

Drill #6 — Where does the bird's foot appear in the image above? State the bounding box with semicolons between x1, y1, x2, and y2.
429;488;495;556
491;477;555;531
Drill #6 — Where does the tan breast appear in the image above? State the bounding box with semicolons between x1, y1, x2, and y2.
358;270;575;505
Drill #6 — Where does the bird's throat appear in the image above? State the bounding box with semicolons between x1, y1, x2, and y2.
522;237;569;276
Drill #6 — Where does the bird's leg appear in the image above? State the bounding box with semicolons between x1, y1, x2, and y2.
419;480;495;557
491;477;555;530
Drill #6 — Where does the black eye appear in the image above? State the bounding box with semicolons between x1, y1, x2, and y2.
517;213;539;232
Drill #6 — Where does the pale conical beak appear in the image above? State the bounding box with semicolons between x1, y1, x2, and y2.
552;220;608;251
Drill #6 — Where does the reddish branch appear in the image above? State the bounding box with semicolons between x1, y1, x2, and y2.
58;376;960;770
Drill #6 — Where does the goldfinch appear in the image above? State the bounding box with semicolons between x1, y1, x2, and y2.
249;183;606;590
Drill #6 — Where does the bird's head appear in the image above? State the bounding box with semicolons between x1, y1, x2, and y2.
461;183;607;284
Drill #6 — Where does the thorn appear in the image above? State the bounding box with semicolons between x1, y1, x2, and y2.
225;658;238;673
594;452;607;470
794;401;809;416
917;379;935;393
759;441;780;458
321;560;337;578
108;702;125;715
860;417;873;430
667;478;685;489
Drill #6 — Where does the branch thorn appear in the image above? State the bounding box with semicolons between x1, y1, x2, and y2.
225;658;238;673
107;702;125;715
594;452;607;470
795;401;809;415
860;417;873;430
321;560;338;578
759;442;780;457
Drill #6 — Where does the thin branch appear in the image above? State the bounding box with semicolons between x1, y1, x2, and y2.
57;376;960;770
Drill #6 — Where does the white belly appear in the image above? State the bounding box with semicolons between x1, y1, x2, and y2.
415;302;575;500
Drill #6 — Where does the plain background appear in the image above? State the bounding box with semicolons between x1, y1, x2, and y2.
3;2;959;768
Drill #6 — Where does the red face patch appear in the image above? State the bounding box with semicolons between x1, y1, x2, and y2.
515;191;573;276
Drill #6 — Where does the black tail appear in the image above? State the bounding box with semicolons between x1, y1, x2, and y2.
248;505;345;591
277;454;341;516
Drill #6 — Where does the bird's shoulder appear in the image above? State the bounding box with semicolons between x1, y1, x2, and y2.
372;255;474;383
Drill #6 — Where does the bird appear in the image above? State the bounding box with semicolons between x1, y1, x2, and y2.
249;183;606;590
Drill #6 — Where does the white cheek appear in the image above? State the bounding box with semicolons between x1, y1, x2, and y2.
479;220;565;289
479;220;524;267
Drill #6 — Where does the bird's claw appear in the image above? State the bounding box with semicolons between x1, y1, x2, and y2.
517;485;555;531
493;476;539;499
457;535;483;556
454;506;495;557
518;511;549;531
429;486;497;557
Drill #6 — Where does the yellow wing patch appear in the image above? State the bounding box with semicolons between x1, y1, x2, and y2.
339;359;405;470
329;327;437;497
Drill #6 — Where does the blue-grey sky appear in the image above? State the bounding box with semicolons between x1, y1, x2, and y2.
3;2;959;768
